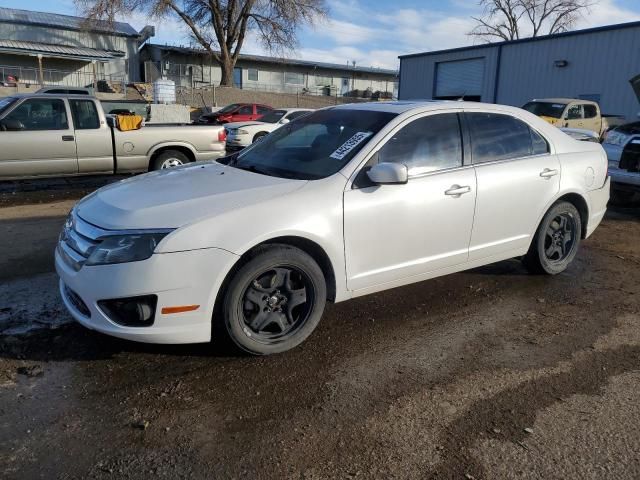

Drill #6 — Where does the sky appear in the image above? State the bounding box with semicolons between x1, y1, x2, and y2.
3;0;640;70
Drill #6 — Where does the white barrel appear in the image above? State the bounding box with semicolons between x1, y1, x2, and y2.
153;79;176;104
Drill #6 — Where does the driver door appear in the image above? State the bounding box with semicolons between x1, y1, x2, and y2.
563;104;584;129
343;112;477;292
0;97;77;178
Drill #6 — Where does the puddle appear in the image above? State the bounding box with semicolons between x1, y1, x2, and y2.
0;273;72;335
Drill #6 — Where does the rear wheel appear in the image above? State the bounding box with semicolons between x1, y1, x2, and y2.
523;201;582;275
220;245;326;355
151;149;190;171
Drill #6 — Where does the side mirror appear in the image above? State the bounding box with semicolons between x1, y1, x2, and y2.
0;118;25;131
105;116;116;128
279;118;290;125
367;162;408;185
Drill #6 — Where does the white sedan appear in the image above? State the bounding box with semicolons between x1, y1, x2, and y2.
224;108;313;149
55;101;610;355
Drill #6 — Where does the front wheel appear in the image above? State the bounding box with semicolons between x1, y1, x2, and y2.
220;245;327;355
523;201;582;275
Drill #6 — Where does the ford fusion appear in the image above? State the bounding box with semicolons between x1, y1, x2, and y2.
56;101;610;355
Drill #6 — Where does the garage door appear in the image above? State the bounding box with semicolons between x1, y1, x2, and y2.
435;58;485;100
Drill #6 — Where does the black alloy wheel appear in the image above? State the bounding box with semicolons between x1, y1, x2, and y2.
543;213;577;264
523;201;582;275
241;266;314;342
220;245;327;355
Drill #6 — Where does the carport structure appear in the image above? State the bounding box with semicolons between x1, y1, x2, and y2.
0;7;151;88
0;39;125;88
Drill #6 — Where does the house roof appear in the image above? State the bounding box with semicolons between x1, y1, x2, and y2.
144;44;398;76
399;20;640;59
0;7;139;38
0;39;125;61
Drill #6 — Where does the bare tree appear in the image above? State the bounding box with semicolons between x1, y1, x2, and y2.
77;0;328;86
469;0;595;42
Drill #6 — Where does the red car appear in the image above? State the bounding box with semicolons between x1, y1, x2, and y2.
198;103;273;125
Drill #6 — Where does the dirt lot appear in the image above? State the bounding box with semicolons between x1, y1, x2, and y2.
1;179;639;479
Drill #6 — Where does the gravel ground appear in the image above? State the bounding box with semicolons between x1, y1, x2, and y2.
1;180;639;479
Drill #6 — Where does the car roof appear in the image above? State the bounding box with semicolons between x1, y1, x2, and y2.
330;100;528;115
529;98;597;105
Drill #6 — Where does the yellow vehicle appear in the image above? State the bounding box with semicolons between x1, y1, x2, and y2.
522;98;625;139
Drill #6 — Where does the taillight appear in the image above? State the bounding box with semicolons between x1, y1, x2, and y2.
218;129;227;142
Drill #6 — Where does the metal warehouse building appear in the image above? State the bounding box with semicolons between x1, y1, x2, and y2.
398;21;640;121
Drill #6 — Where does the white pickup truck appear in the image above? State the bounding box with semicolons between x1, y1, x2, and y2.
0;93;227;180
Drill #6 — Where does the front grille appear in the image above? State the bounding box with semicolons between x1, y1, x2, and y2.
58;212;103;271
63;284;91;317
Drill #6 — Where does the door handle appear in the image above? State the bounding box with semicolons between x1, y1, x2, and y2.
445;185;471;197
540;168;558;179
62;135;75;142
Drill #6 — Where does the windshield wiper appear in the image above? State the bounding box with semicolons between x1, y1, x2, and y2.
232;164;275;177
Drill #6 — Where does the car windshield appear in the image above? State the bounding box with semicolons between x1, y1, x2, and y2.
0;96;16;116
226;109;396;180
522;102;566;119
258;110;287;123
218;103;243;114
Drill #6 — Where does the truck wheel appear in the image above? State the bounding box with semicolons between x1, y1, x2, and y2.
219;245;327;355
523;201;582;275
252;132;268;143
151;150;190;170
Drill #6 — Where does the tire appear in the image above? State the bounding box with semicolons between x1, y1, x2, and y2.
220;245;327;355
523;201;582;275
252;131;268;143
150;149;190;171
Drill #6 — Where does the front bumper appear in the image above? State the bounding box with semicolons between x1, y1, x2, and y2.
56;246;239;344
225;134;251;148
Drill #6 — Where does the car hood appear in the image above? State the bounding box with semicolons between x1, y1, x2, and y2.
225;121;268;129
76;162;305;230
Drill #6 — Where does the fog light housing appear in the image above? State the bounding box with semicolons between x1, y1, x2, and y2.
98;295;158;327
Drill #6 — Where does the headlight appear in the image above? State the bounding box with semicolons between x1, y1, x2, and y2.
86;232;171;266
237;129;249;135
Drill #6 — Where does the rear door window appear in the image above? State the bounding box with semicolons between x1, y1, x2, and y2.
467;112;545;163
70;100;100;130
583;104;598;119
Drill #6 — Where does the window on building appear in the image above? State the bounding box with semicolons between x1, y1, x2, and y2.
467;112;547;163
314;75;332;86
284;72;304;85
70;100;100;130
3;98;68;131
377;113;463;176
248;69;259;81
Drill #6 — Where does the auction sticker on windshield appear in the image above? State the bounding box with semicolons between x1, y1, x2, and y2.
330;132;373;160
